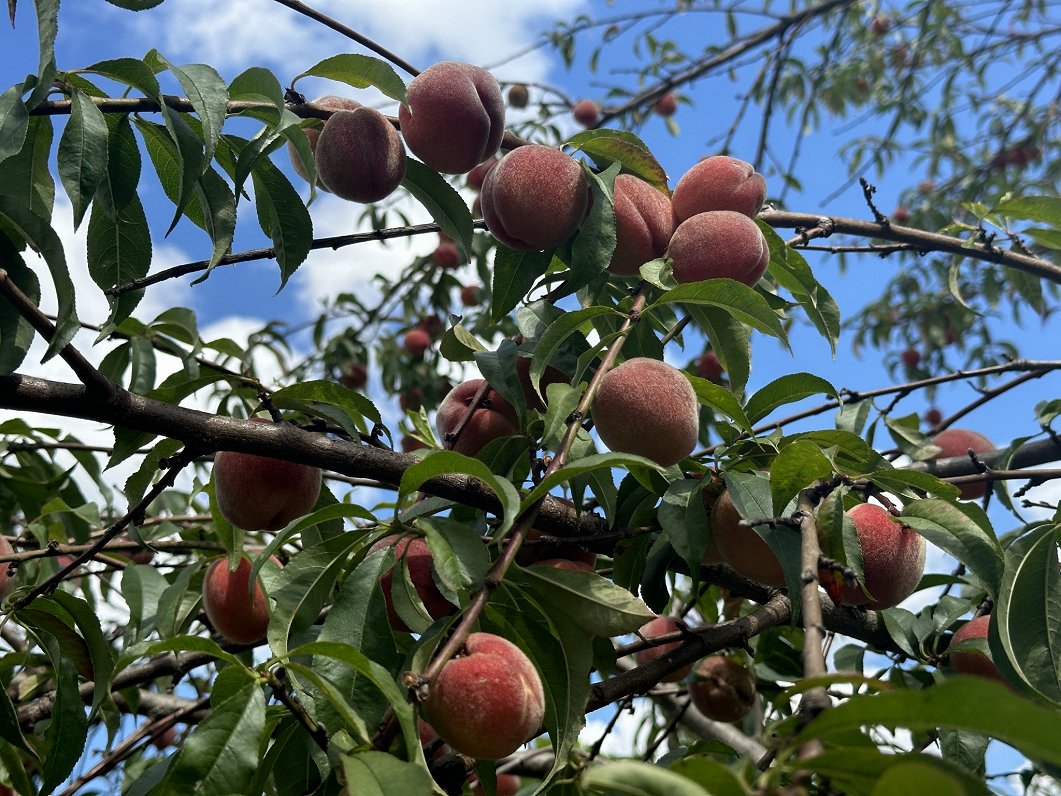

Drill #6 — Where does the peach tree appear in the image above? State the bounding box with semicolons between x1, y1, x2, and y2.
0;1;1059;795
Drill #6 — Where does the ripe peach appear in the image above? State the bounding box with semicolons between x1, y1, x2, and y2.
423;632;545;760
314;107;406;203
436;379;521;455
400;435;429;453
372;535;454;632
712;489;785;588
201;555;280;645
286;95;362;187
466;157;498;191
608;174;675;277
634;615;692;682
592;358;699;467
507;83;530;109
530;558;595;573
892;206;911;224
480;145;590;251
671;155;767;222
948;615;1006;683
573;99;600;127
418;313;445;338
399;387;423;412
398;61;505;174
900;347;921;368
653;93;678;116
931;428;994;499
0;536;14;596
460;285;481;307
432;240;460;268
471;774;521;796
668;211;769;286
688;656;756;722
697;350;724;383
924;407;943;426
213;421;322;532
152;726;178;750
339;361;367;390
513;355;569;412
404;329;433;357
828;503;925;610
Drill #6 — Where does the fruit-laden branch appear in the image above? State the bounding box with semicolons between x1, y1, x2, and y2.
761;210;1061;285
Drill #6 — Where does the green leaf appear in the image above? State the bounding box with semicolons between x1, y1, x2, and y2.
568;161;618;284
521;452;665;511
990;522;1061;704
338;751;435;796
293;54;408;104
491;245;553;323
792;677;1061;769
147;52;228;169
0;83;29;163
104;0;165;9
228;67;285;108
0;195;76;362
651;280;789;348
50;591;116;713
800;749;990;796
582;760;710;796
744;372;839;425
401;158;473;257
528;306;618;400
522;564;654;636
251;158;313;288
39;655;87;796
84;58;162;99
157;103;206;235
154;682;266;795
57;89;110;229
87;190;151;327
686;374;751;432
25;0;58;109
658;478;710;577
422;517;491;592
269;379;381;437
995;195;1061;227
686;304;751;394
400;451;520;536
770;439;833;515
0;234;39;374
900;500;1004;599
0;114;54;218
666;757;746;796
564;129;669;193
782;430;889;474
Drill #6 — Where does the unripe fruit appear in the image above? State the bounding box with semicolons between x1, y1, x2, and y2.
481;145;590;251
213;421;322;532
900;347;921;368
436;379;521;455
608;174;675;277
671;155;767;222
286;95;362;188
931;428;994;499
466;157;498;191
829;503;925;610
697;350;724;383
201;555;280;645
634;616;692;682
712;490;785;588
460;285;482;307
472;773;522;796
924;407;943;426
572;99;600;127
339;361;367;390
0;536;14;597
314;107;406;203
398;61;505;174
653;93;678;116
593;358;699;467
668;211;769;286
948;615;1006;683
433;240;460;268
688;657;756;722
404;329;433;357
423;632;545;760
372;535;454;632
507;83;530;108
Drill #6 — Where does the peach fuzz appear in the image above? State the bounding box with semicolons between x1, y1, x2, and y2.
608;174;675;277
573;99;600;127
201;555;280;645
423;632;545;760
592;358;699;468
831;503;925;610
286;95;361;187
435;379;521;456
398;61;505;174
634;615;692;682
314;107;406;203
371;535;454;632
671;155;767;221
712;489;786;588
668;210;769;286
481;145;590;251
948;615;1007;684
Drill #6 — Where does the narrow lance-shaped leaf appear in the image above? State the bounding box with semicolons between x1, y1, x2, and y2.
57;89;110;229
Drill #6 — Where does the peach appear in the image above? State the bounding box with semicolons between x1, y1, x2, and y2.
152;726;178;750
948;615;1006;683
418;313;445;338
423;632;545;760
466;157;498;191
201;555;280;645
892;206;911;224
433;240;460;268
472;774;521;796
0;536;14;596
436;379;521;455
460;285;482;307
286;95;362;188
213;421;322;532
634;616;692;682
573;99;600;127
653;93;678;116
900;348;921;368
689;656;756;722
399;387;423;412
607;174;675;277
668;211;769;286
404;329;432;357
530;558;595;573
398;61;505;174
828;503;925;610
314;107;406;203
931;428;994;499
480;145;590;251
712;490;785;588
671;155;767;221
507;83;530;108
513;355;569;412
592;358;699;467
924;407;943;426
400;435;429;453
371;535;454;632
339;361;367;390
696;350;724;383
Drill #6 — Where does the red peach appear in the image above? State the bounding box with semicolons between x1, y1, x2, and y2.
931;428;994;499
339;361;367;390
404;329;433;357
315;107;407;203
460;285;482;307
949;615;1007;683
201;555;280;645
712;489;786;588
653;93;678;116
286;95;361;188
572;99;600;127
668;211;769;286
671;155;767;221
634;616;692;682
436;379;521;455
400;435;429;453
688;656;756;722
466;157;499;191
608;174;675;277
371;535;454;632
697;350;724;383
924;407;943;426
433;240;461;268
900;348;921;368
